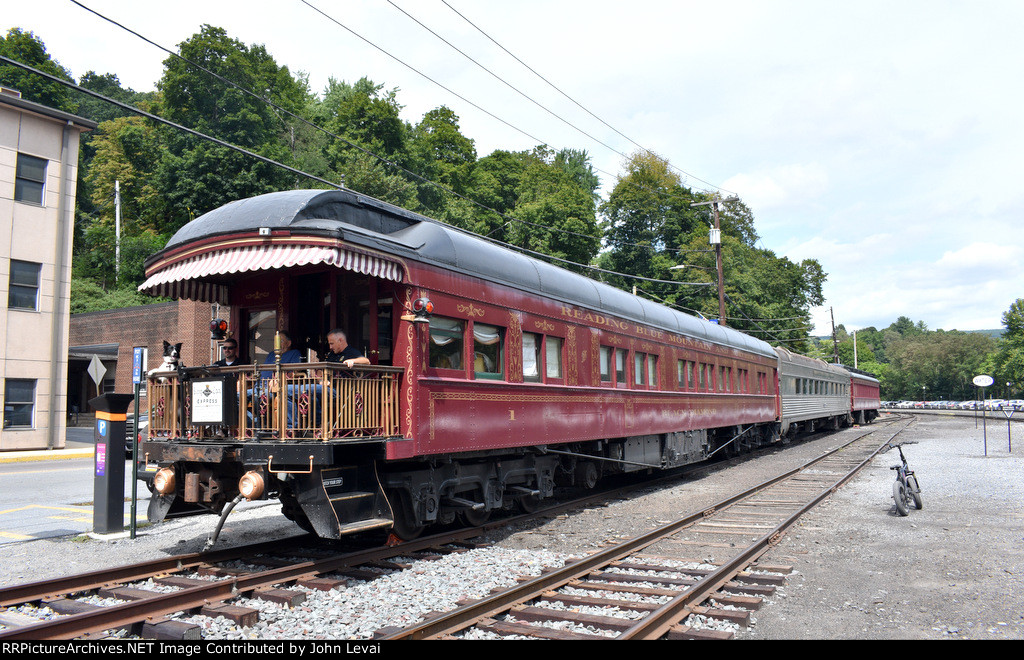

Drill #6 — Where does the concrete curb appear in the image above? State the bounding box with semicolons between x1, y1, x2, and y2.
0;448;95;464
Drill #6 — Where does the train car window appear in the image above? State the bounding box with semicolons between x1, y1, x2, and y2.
545;336;564;379
600;347;612;382
429;316;464;370
677;360;685;389
634;353;646;386
473;323;504;379
647;354;658;387
523;332;541;382
615;348;627;385
687;361;695;389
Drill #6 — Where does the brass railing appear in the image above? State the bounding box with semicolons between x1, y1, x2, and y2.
146;363;403;441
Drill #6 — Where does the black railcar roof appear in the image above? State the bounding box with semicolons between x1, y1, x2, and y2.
154;189;777;359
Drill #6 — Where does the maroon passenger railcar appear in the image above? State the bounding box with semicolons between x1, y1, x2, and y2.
849;369;881;424
138;189;782;540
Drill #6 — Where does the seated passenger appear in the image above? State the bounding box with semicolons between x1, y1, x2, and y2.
260;330;303;379
284;329;369;427
325;329;370;369
248;330;303;427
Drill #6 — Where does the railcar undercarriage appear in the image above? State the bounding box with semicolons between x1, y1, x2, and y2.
144;419;797;543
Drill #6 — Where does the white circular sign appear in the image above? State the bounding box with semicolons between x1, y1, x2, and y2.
973;374;994;387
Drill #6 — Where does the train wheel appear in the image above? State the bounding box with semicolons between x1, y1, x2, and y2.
390;514;425;541
459;506;490;527
516;493;542;513
575;461;599;489
387;490;425;541
280;493;315;534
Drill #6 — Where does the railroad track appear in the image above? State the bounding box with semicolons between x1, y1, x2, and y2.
378;417;912;640
0;418;909;640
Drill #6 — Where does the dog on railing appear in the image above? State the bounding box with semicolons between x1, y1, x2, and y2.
148;341;184;382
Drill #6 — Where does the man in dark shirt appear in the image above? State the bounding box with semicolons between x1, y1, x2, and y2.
325;329;370;368
214;339;241;367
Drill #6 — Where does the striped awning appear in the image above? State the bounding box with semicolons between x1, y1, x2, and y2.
138;242;403;304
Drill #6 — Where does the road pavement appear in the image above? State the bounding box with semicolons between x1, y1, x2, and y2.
0;427;154;544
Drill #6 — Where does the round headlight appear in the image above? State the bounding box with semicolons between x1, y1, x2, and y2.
153;468;176;495
238;471;265;500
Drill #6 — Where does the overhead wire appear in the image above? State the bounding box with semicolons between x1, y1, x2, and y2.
0;54;704;294
50;2;814;336
63;0;723;258
439;0;736;197
306;0;729;208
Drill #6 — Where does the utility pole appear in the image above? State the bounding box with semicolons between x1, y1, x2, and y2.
690;195;737;326
115;180;121;284
830;307;839;363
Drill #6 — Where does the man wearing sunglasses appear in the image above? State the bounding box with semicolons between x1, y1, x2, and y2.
214;339;242;367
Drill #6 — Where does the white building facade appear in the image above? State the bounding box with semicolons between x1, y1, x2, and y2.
0;89;94;450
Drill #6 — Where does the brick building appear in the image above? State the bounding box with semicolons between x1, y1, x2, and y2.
68;299;231;415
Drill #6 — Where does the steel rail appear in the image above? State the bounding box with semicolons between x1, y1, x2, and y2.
0;524;501;640
0;534;310;608
618;424;904;639
378;424;900;640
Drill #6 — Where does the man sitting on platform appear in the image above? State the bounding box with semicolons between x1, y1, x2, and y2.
283;329;369;428
325;329;370;369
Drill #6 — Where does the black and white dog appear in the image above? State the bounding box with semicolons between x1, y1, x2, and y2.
148;341;183;380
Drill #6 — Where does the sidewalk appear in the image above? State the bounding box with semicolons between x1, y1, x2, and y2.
0;446;95;464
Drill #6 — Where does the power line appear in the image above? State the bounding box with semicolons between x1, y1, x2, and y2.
303;0;726;206
1;55;344;191
385;0;640;183
440;0;735;197
65;0;721;258
2;54;717;297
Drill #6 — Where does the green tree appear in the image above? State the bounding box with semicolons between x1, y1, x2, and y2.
408;105;476;213
312;76;410;204
463;147;601;270
600;151;702;287
155;25;312;227
0;28;76;112
993;298;1024;398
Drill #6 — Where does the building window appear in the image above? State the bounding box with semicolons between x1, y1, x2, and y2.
15;153;47;205
428;316;464;370
8;260;41;310
545;336;563;379
473;323;504;379
3;379;36;428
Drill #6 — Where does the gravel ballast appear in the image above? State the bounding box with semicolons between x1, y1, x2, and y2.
1;413;1020;639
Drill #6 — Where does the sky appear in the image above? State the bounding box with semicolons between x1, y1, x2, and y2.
4;0;1023;337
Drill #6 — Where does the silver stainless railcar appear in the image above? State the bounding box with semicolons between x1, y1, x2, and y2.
776;347;852;435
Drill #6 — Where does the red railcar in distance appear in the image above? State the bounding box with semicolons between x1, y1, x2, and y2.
137;189;857;542
849;368;882;424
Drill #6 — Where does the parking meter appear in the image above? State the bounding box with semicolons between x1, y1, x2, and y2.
89;393;135;535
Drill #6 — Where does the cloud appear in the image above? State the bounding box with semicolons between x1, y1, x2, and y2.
722;164;829;212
